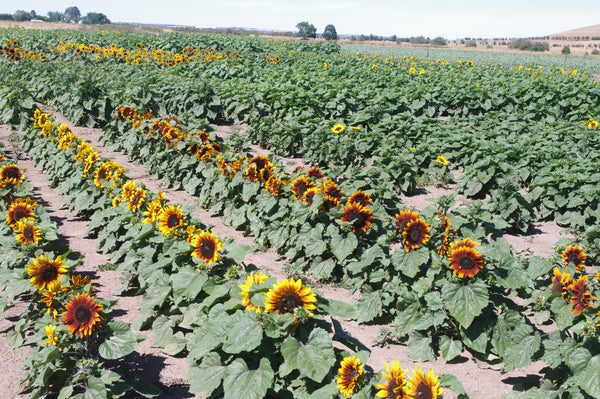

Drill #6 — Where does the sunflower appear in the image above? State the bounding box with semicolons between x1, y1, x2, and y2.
394;210;420;233
259;162;275;183
44;324;58;346
83;152;99;177
157;205;186;236
264;278;317;314
239;271;270;312
291;175;316;202
185;225;200;242
347;190;372;207
549;268;571;297
62;292;104;339
436;155;449;166
15;219;42;245
26;254;68;291
375;361;407;399
321;178;343;204
127;188;146;212
305;166;324;180
304;187;321;208
561;244;586;272
69;274;92;290
341;202;374;233
265;175;281;197
247;155;270;171
447;238;485;278
570;275;594;316
143;199;163;224
6;202;36;228
331;123;346;134
405;365;443;399
0;163;24;186
93;162;112;188
112;196;122;207
402;218;431;252
121;181;137;201
41;280;64;321
245;164;259;182
336;356;364;398
191;230;224;264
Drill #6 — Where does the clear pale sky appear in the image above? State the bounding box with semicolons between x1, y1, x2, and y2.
3;0;599;39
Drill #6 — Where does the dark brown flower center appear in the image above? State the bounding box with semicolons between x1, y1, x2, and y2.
167;213;181;228
74;304;92;324
409;226;422;242
458;255;475;270
276;291;303;313
568;254;580;264
98;168;108;180
23;226;35;241
416;383;433;399
387;380;400;399
13;209;29;222
40;264;58;282
2;166;21;180
199;239;215;259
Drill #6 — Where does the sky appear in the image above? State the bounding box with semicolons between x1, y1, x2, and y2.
3;0;600;39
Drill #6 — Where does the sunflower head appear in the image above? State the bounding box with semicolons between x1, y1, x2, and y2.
26;254;69;291
157;205;186;236
331;123;346;134
569;275;594;316
61;291;104;339
264;278;317;315
436;155;449;166
44;324;58;346
121;180;137;202
6;202;35;228
239;272;270;312
406;365;443;399
15;219;42;245
245;164;259;182
394;210;420;233
305;166;324;180
561;244;586;272
127;188;146;212
336;356;364;398
341;202;374;233
247;155;270;171
375;361;407;399
0;163;24;186
191;230;224;265
265;175;281;197
550;268;571;296
347;190;373;207
291;175;316;202
402;218;431;252
448;238;485;278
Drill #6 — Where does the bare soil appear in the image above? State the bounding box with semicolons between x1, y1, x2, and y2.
0;109;566;398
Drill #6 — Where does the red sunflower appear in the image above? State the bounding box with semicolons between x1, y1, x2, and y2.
569;275;594;316
341;202;374;233
447;238;485;278
561;244;586;272
402;218;431;252
62;292;104;338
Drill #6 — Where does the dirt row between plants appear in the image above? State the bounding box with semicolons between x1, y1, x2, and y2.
0;111;566;398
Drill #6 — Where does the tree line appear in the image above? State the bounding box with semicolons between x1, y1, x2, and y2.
1;7;111;24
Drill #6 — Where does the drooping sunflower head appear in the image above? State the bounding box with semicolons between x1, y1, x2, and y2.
157;205;186;236
304;187;321;208
41;279;64;321
347;190;373;207
569;275;594;316
321;178;343;203
127;188;146;212
264;278;317;315
550;267;572;296
259;163;275;183
561;244;586;272
143;199;163;224
336;356;364;398
44;324;58;346
375;361;407;399
331;123;346;134
448;238;485;278
191;230;224;265
394;210;420;233
121;180;137;202
239;271;270;313
305;166;324;180
26;254;68;291
112;196;122;208
405;365;443;399
6;202;36;228
15;219;42;245
341;202;374;233
0;163;24;186
402;218;431;252
61;291;104;339
291;175;316;202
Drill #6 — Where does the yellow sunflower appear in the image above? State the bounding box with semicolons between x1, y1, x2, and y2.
376;361;407;399
549;268;571;298
121;180;137;201
44;324;58;346
127;188;146;212
447;238;485;278
264;278;317;314
15;219;42;245
405;365;443;399
6;202;35;228
143;199;163;224
561;244;586;272
157;205;186;236
41;279;64;321
239;271;270;312
336;356;364;398
0;163;24;186
331;123;346;134
62;292;104;339
402;218;431;252
191;230;224;264
291;175;316;202
436;155;449;166
26;254;68;291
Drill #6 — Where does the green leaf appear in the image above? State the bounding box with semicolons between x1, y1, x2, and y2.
439;374;467;395
317;297;356;319
84;376;107;399
224;243;255;261
99;321;139;360
407;332;436;362
391;249;429;278
578;354;600;398
280;327;335;383
442;279;489;328
171;267;208;304
223;311;263;354
550;296;575;329
130;375;162;398
356;291;382;323
439;335;463;362
223;358;274;399
187;352;226;396
311;259;336;281
330;232;358;262
502;333;540;372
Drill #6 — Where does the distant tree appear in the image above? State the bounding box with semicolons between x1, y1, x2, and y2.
322;24;338;40
47;11;64;22
562;45;571;55
63;6;81;23
82;12;111;24
431;36;447;46
296;21;316;38
30;10;37;19
0;13;13;21
12;10;32;21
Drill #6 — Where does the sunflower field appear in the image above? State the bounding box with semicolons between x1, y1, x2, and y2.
1;26;600;398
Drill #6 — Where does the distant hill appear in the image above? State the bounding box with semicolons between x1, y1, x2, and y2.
549;24;600;39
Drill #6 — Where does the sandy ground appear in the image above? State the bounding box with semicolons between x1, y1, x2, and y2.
0;109;567;398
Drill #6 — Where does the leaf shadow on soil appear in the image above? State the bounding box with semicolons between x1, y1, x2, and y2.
501;374;542;392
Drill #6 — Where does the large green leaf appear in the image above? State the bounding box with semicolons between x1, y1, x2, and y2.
439;335;463;362
280;327;335;383
442;279;489;328
84;376;107;399
578;354;600;398
330;232;358;262
356;291;382;323
502;333;540;372
187;352;226;396
407;333;436;362
171;267;208;304
223;358;274;399
391;249;429;278
222;311;263;354
99;321;139;360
